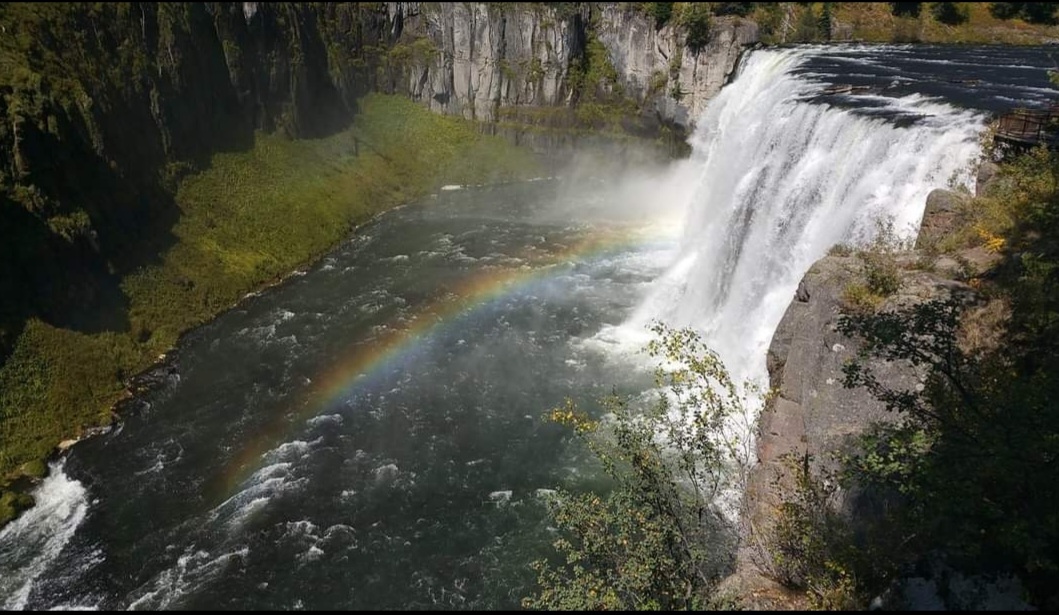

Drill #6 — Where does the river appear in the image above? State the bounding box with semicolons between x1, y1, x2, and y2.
1;44;1055;610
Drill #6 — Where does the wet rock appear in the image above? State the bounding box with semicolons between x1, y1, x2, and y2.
916;188;968;250
976;160;1000;197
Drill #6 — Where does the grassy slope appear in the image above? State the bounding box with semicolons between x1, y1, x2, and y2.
0;94;539;485
842;2;1059;44
753;2;1059;44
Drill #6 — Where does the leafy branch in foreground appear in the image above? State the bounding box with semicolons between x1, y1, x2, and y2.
522;323;753;610
837;294;1059;606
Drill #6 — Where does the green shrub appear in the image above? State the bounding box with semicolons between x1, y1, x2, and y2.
931;1;970;25
712;2;755;17
861;250;901;296
680;3;712;52
891;2;923;17
827;243;855;257
649;1;674;28
841;282;883;315
523;324;752;610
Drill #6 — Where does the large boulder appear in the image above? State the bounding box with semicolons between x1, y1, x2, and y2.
726;252;977;608
976;160;1000;197
915;188;968;251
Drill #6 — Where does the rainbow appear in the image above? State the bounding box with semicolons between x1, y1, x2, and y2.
212;223;673;498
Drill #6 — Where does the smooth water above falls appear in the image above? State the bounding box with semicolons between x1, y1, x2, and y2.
1;45;1054;610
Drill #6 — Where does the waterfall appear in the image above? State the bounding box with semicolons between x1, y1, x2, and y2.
629;47;985;387
604;47;986;515
0;462;92;610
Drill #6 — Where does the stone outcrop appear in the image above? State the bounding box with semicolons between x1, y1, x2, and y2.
915;188;968;250
0;2;758;354
594;6;758;130
728;194;996;608
387;3;757;131
387;3;577;121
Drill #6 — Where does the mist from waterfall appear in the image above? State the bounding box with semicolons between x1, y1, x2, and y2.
588;47;988;507
626;46;985;387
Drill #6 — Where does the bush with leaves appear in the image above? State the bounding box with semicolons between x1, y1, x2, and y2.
989;2;1059;24
712;2;755;17
838;293;1059;607
766;450;872;609
679;3;712;53
931;1;970;25
522;323;753;610
891;2;923;17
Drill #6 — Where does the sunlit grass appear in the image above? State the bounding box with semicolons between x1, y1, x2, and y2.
0;94;540;480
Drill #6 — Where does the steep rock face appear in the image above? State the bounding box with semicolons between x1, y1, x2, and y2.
0;3;759;352
749;257;906;536
594;7;758;130
916;188;968;250
388;3;578;121
386;3;757;130
0;3;386;347
732;238;981;607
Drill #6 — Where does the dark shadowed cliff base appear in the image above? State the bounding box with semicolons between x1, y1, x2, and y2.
0;2;759;525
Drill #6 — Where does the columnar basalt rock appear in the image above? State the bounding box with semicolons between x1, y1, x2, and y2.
386;3;758;131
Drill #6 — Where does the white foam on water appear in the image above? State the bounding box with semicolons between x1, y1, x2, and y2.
0;461;91;610
126;546;249;611
593;47;985;518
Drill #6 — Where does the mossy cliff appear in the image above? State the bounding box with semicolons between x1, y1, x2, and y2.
0;2;546;513
0;2;763;525
0;3;385;357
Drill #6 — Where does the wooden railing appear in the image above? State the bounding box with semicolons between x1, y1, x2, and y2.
995;106;1059;146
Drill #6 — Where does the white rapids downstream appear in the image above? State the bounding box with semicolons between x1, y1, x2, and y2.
3;44;1054;610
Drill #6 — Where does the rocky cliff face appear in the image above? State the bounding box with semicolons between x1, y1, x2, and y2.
594;5;758;130
728;184;1005;609
386;2;757;131
384;3;577;121
0;2;757;355
0;3;388;349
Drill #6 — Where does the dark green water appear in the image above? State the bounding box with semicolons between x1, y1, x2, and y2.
3;42;1057;610
0;179;677;610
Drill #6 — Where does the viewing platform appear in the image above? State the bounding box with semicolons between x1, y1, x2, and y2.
994;106;1059;153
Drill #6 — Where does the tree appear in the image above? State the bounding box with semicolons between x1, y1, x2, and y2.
681;3;713;52
989;2;1026;19
1022;1;1059;24
838;293;1059;606
794;4;820;41
712;2;755;17
931;1;969;25
648;2;674;29
989;1;1059;23
818;2;834;41
891;1;923;17
523;324;752;610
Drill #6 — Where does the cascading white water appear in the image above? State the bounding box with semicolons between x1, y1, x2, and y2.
0;461;91;610
629;46;985;386
611;47;986;511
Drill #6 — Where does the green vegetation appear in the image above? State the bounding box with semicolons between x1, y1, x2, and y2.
764;453;860;610
839;221;905;315
677;3;714;52
753;2;1059;44
0;489;34;526
990;2;1059;24
890;2;923;17
931;1;970;25
764;147;1059;609
646;1;674;28
523;324;751;610
0;94;538;485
